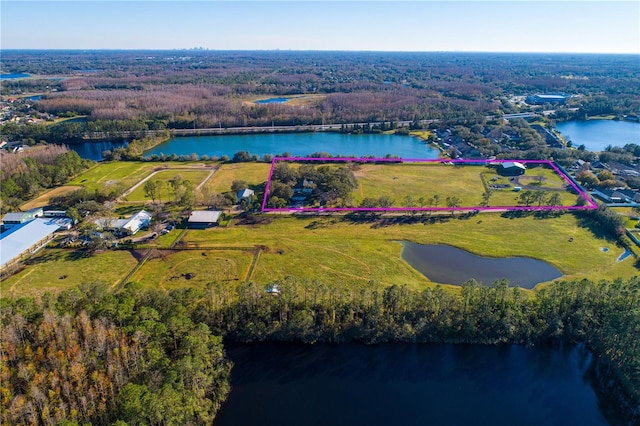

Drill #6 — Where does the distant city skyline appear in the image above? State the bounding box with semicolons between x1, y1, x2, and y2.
1;1;638;54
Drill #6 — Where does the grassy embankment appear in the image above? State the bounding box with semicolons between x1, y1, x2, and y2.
2;161;636;298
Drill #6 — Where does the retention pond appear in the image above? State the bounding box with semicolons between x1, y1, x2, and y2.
400;242;563;289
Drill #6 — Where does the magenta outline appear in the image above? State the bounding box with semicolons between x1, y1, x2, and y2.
261;158;598;213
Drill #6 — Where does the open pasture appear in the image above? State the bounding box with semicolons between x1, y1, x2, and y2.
204;162;271;194
128;249;255;291
2;212;634;297
1;249;139;298
68;161;215;193
181;213;635;290
273;159;583;210
20;185;84;210
125;169;212;202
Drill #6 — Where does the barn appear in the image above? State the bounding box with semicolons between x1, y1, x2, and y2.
498;161;527;176
188;210;222;229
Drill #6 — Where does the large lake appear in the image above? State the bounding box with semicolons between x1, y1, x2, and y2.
555;120;640;152
144;132;438;159
214;342;613;426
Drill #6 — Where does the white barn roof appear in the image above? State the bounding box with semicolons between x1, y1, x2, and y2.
0;218;71;268
501;161;526;170
188;210;221;223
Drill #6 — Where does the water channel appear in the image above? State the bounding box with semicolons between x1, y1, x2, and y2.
400;242;563;289
214;342;611;426
555;119;640;152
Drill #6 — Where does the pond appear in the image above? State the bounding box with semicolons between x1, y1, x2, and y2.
214;342;612;426
400;242;562;289
66;140;128;161
555;120;640;152
255;97;291;104
144;132;438;159
0;73;30;80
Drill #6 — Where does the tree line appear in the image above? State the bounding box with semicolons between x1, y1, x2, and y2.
1;275;638;425
0;148;92;214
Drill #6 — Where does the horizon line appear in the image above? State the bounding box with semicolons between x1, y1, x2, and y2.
1;48;638;55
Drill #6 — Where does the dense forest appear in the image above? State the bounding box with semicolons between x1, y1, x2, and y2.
1;276;639;425
1;51;639;142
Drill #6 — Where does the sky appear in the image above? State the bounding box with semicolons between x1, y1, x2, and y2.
1;1;639;53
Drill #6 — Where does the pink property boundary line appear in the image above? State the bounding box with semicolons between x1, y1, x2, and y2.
261;157;598;213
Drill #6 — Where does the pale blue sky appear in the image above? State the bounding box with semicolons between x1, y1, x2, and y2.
1;1;639;53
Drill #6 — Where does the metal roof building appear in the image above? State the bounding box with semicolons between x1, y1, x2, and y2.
0;217;72;270
188;210;222;228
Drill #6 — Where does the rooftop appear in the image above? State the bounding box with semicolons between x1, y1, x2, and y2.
188;210;222;223
0;218;72;268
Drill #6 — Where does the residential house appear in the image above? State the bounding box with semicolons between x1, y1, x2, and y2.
236;188;255;203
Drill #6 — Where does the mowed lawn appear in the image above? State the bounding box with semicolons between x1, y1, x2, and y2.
204;162;271;194
128;249;255;291
1;249;139;298
181;213;637;291
352;162;579;208
125;170;212;202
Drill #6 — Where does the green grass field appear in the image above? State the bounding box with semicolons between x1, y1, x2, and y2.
205;162;271;194
350;162;579;208
1;249;139;298
181;213;637;291
125;170;212;202
5;160;636;299
3;212;636;298
128;249;255;291
68;161;217;193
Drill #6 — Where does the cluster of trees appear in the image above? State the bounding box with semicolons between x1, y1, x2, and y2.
0;147;92;213
142;175;194;209
267;162;357;208
598;143;640;166
517;190;564;208
0;283;231;425
576;169;622;189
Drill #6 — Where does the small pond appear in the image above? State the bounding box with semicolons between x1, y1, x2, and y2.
0;73;30;80
255;97;291;104
400;242;562;289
